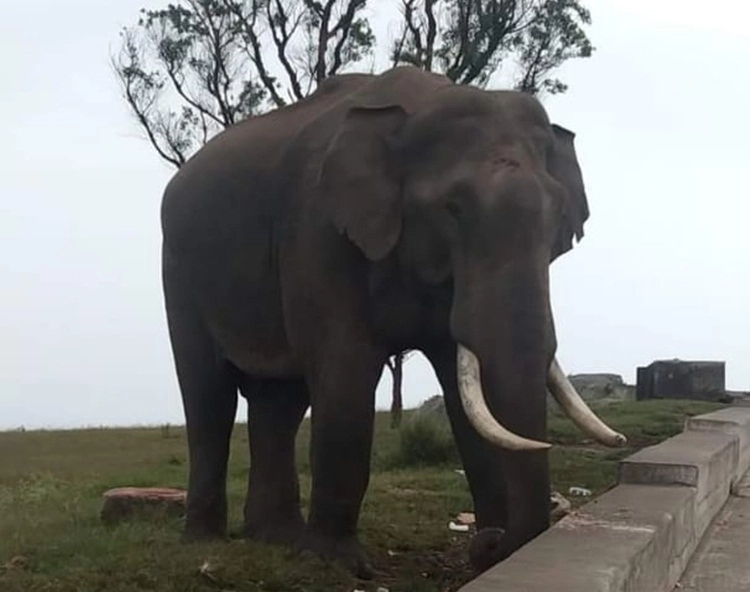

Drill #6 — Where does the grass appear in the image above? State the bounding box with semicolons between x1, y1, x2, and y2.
0;399;724;592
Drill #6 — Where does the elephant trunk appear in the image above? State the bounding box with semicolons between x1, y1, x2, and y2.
451;257;625;452
450;255;553;454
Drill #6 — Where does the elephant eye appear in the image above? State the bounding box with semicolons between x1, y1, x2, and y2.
444;183;471;221
445;199;461;220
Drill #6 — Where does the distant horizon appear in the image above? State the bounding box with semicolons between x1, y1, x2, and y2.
5;362;747;432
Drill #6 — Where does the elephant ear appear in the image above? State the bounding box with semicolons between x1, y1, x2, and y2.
548;124;590;261
318;105;407;261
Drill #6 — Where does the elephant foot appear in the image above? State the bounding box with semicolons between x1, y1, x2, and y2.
181;524;227;543
182;501;228;542
468;527;507;573
244;515;306;547
297;532;374;579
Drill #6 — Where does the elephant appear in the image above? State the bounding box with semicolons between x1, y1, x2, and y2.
160;65;626;577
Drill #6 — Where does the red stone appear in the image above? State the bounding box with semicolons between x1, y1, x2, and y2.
100;487;187;525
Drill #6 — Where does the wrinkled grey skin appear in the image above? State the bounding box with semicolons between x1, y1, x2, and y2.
161;66;589;577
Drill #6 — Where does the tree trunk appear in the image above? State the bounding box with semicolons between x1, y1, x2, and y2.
389;352;404;428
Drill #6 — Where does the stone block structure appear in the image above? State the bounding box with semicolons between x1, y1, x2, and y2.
636;360;726;402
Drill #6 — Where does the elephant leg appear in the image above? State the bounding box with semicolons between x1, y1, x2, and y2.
164;260;238;540
179;364;238;540
425;344;550;572
301;336;384;578
239;376;309;546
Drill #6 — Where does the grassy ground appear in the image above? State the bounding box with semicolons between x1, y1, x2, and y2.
0;399;723;592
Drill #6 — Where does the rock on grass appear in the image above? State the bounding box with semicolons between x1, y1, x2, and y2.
100;487;186;525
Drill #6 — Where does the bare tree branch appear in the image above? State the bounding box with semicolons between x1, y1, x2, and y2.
386;350;415;429
405;0;424;64
113;30;187;168
154;110;191;165
391;0;593;91
328;0;365;75
223;0;287;107
159;50;225;127
423;0;437;70
299;0;333;82
267;0;306;100
445;0;473;79
204;9;235;122
456;0;517;85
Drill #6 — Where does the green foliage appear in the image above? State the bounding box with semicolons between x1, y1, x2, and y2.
388;414;459;468
513;0;594;94
391;0;594;90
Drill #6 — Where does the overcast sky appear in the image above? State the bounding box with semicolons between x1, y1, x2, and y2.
1;0;748;430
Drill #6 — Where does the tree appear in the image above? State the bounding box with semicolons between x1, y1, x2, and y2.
113;0;375;167
391;0;592;93
385;350;417;428
113;0;593;425
114;0;592;167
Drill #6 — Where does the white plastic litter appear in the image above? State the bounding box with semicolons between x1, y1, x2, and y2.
448;521;470;532
568;486;592;497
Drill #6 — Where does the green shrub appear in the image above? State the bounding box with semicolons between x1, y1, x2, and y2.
387;415;459;468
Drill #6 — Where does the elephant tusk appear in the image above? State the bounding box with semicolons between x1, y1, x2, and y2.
457;345;552;451
547;358;627;447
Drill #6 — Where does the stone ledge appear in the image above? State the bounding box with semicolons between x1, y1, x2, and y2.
459;485;696;592
619;431;736;542
686;407;750;481
618;431;737;503
459;408;747;592
733;470;750;498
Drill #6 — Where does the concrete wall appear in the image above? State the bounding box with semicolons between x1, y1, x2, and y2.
637;360;726;402
460;405;750;592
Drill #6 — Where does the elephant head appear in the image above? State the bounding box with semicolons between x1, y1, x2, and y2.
318;86;624;455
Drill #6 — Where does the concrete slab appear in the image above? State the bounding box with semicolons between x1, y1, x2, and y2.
673;494;750;591
733;470;750;498
459;485;696;592
619;431;737;544
686;407;750;481
619;431;737;500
